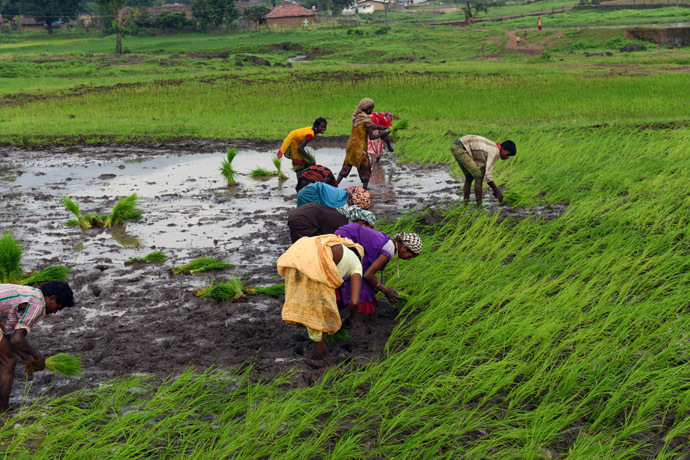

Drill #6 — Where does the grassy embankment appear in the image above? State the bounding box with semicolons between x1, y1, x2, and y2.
1;11;690;457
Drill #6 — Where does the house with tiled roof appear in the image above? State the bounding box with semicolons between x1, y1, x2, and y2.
263;4;315;28
17;15;45;31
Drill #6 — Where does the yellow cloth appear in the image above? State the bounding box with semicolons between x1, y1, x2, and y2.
279;126;315;163
344;123;369;168
277;235;363;334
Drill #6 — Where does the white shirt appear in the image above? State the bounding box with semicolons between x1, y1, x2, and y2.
336;245;363;278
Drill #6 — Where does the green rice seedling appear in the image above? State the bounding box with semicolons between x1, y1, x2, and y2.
250;167;277;179
125;250;167;266
62;196;92;230
20;266;71;285
500;191;523;207
195;279;245;301
0;231;24;283
273;158;288;180
44;353;83;378
172;257;232;275
325;328;349;345
245;283;285;298
102;194;142;228
221;147;239;186
389;119;409;141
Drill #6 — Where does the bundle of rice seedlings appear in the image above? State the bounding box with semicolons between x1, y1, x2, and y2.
62;196;92;230
195;279;245;301
245;283;285;298
389;119;409;141
0;231;24;283
20;266;71;285
45;353;83;378
103;194;142;228
326;328;349;345
172;257;232;275
221;147;239;186
501;191;523;207
250;167;277;179
125;250;167;266
273;158;288;181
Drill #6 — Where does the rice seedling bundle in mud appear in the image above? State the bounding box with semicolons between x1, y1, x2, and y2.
125;250;167;266
273;158;288;181
250;167;278;179
244;283;285;298
172;257;232;275
221;147;239;186
63;194;142;229
195;279;245;301
389;119;409;141
25;353;83;379
0;232;71;284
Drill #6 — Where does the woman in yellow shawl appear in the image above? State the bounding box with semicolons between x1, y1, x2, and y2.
337;98;391;190
277;235;363;359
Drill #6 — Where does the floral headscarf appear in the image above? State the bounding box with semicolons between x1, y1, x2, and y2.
347;186;371;210
352;98;375;128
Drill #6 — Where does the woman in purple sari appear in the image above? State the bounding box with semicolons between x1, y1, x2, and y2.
334;223;422;323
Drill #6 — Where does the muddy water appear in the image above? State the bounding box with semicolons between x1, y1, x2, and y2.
0;142;465;407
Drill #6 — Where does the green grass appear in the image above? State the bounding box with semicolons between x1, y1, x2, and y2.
0;231;24;283
195;279;246;301
172;257;233;275
125;250;167;266
220;147;239;186
45;353;83;378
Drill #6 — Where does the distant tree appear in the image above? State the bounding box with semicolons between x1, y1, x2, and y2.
242;4;268;24
154;9;190;29
18;0;83;34
190;0;237;29
126;0;152;7
96;0;136;54
0;0;21;17
463;0;487;24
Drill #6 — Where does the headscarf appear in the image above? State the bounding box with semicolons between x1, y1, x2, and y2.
338;205;376;227
352;98;375;128
369;112;393;128
394;232;423;255
347;186;371;210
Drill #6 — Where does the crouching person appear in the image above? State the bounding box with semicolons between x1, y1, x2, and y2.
0;281;75;412
277;235;363;360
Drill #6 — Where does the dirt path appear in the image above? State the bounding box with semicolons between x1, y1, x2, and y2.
504;29;544;55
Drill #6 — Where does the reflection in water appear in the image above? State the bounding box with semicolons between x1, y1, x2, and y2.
111;226;141;248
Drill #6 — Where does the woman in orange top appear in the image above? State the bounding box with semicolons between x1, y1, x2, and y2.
277;117;328;180
337;98;391;190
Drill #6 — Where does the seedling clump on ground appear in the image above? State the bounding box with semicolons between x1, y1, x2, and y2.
172;257;232;275
220;147;239;186
125;250;167;266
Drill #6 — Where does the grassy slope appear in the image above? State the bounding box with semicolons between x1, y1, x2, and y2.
1;8;690;458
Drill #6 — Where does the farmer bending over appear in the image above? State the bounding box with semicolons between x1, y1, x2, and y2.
451;135;516;207
0;281;74;412
277;118;328;181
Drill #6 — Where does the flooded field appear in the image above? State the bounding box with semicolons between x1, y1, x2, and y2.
0;139;467;405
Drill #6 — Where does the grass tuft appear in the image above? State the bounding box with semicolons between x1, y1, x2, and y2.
250;167;277;179
0;231;24;283
325;328;349;345
245;283;285;298
195;279;245;301
125;250;167;266
61;196;92;230
45;353;83;378
221;147;239;186
273;158;288;181
172;257;232;275
103;194;142;228
20;266;72;285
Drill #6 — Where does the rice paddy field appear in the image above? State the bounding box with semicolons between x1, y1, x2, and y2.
1;2;690;458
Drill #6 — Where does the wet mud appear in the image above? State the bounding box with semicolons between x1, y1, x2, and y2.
0;139;564;406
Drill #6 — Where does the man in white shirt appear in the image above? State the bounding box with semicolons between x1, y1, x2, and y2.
451;135;516;207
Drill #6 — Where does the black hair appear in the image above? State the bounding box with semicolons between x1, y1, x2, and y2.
313;117;327;127
501;140;517;156
39;281;75;308
347;246;362;261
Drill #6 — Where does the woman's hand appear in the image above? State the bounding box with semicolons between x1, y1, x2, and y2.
381;286;400;303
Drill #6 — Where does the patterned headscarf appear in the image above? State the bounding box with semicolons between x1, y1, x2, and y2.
394;232;423;255
347;186;371;210
352;98;375;127
338;205;376;227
